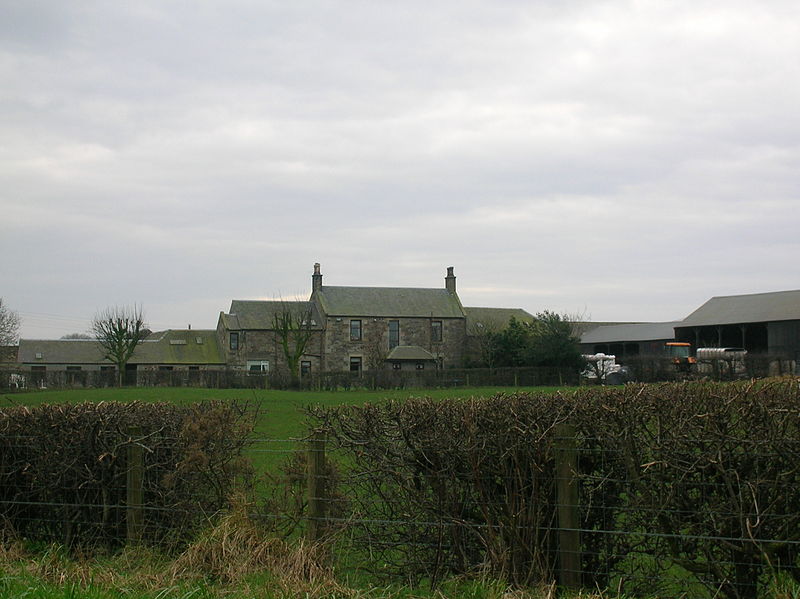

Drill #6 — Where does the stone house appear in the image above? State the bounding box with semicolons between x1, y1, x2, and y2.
217;264;532;376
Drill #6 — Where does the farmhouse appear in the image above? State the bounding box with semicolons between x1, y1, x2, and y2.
218;264;530;376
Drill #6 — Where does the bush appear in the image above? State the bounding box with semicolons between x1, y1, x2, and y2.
312;379;800;598
0;401;256;549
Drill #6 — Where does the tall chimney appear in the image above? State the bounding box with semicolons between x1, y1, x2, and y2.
445;266;456;294
312;262;323;292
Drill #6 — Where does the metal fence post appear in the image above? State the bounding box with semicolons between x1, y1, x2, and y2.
555;422;581;589
126;427;144;543
307;428;327;542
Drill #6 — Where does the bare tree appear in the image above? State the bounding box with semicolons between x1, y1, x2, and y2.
91;305;148;387
272;302;315;385
466;320;500;368
0;298;21;346
364;326;388;371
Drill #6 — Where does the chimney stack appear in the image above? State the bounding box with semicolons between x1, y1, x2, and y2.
445;266;456;294
312;262;323;292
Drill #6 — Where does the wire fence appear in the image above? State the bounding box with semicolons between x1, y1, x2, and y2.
4;381;800;599
0;365;577;392
5;432;794;598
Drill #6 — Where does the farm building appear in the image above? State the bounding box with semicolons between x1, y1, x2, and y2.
580;322;682;358
217;264;531;376
674;289;800;363
17;329;225;385
15;265;533;379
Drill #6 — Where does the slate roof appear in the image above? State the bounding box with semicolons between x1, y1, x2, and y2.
18;330;224;366
580;322;679;344
314;286;464;318
678;290;800;327
226;300;323;330
464;307;534;332
386;345;437;361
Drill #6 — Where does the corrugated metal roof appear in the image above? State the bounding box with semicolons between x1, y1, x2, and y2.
314;286;464;318
678;290;800;327
227;300;322;330
464;307;534;332
386;345;437;361
581;322;679;344
19;330;225;365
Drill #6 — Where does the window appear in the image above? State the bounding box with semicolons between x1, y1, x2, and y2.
66;366;82;371
159;366;174;371
431;320;443;343
388;320;400;350
301;361;311;377
247;360;269;373
416;362;425;370
392;362;401;370
349;356;362;374
350;319;362;341
230;332;239;350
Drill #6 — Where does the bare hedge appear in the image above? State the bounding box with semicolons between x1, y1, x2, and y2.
0;401;256;549
312;379;800;598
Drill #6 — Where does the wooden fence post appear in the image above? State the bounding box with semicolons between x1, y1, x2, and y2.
307;428;327;542
126;427;144;544
554;422;581;589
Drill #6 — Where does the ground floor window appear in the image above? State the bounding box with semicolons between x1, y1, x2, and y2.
247;360;269;373
301;361;311;377
350;356;362;374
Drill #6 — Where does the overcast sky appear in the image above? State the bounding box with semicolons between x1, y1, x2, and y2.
2;1;799;339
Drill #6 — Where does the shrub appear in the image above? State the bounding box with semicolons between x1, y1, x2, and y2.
0;400;256;549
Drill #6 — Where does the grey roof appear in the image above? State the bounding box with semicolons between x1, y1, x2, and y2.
581;322;680;344
464;307;534;333
226;300;323;330
678;289;800;327
386;345;437;361
314;286;464;318
19;338;110;364
18;330;224;366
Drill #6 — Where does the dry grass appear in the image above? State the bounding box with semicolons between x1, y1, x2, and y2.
0;502;615;599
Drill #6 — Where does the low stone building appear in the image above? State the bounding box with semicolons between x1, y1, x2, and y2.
18;329;225;385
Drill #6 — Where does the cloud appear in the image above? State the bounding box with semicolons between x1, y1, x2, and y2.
3;1;799;337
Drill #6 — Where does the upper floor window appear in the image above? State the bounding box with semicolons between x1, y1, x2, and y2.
230;332;239;350
350;319;362;341
431;320;443;343
388;320;400;350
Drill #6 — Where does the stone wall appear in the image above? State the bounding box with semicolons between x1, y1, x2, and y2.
217;323;323;375
321;316;466;372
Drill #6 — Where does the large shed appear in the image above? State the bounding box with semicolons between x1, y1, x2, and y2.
674;290;800;363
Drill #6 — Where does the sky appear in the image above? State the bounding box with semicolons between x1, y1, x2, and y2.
2;1;799;339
